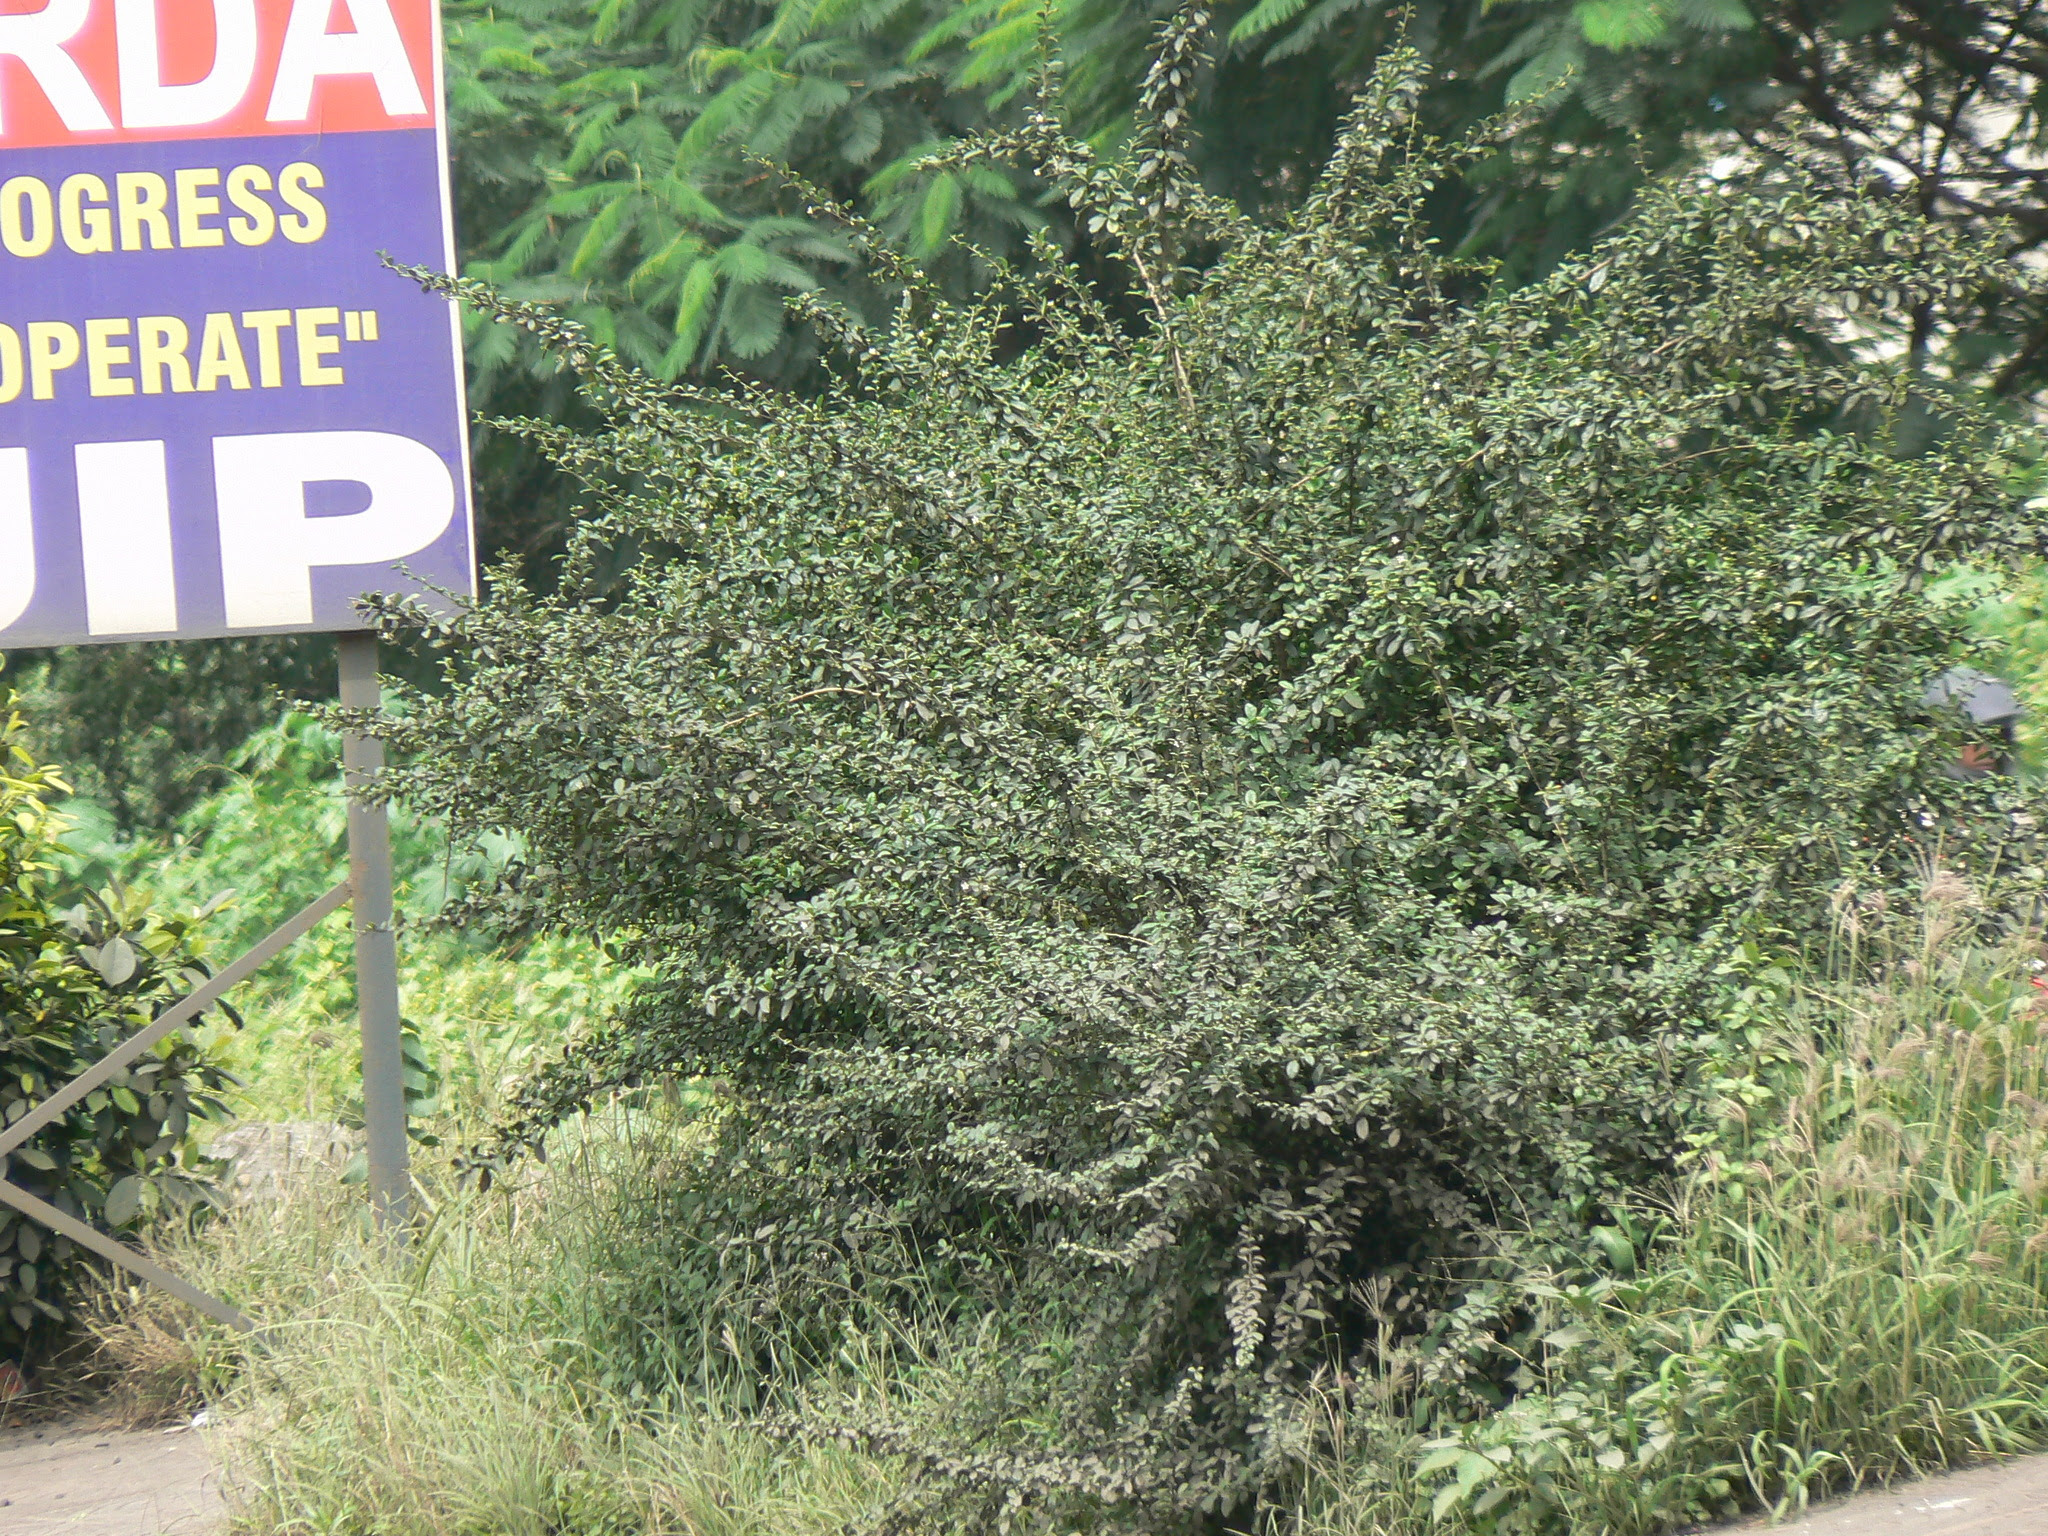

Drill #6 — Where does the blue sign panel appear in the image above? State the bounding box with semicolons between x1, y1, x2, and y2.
0;0;473;648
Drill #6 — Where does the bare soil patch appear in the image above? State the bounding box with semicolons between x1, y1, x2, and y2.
1722;1455;2048;1533
0;1418;218;1535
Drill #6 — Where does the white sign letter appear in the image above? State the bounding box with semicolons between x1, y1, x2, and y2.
0;0;114;135
117;0;260;130
266;0;426;122
0;449;33;631
77;440;180;636
213;430;455;629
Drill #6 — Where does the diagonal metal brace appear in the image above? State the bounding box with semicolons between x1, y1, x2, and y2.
0;877;352;1335
0;1176;254;1333
0;879;351;1160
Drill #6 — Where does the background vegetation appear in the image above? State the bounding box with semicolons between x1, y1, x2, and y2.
52;711;643;1142
12;3;2048;1533
444;0;2048;398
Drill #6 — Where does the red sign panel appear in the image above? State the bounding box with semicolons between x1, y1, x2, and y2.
0;0;439;147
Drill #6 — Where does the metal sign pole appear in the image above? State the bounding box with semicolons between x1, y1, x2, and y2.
337;632;411;1229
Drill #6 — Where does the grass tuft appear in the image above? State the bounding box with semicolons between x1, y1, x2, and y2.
1295;879;2048;1534
83;1111;902;1535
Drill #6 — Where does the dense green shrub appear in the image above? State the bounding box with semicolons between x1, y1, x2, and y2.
384;39;2040;1527
0;701;236;1363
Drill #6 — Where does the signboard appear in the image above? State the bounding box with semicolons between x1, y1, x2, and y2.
0;0;473;649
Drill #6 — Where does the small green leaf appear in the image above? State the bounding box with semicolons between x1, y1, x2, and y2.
93;935;138;986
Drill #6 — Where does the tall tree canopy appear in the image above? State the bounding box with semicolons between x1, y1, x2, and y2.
446;0;2048;413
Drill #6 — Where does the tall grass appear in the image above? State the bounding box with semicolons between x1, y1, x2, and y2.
85;1110;905;1535
1296;874;2048;1535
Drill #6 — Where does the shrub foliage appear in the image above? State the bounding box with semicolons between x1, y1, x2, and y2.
0;702;235;1362
387;38;2039;1526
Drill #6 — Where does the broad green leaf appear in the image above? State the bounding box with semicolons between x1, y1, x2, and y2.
1506;41;1580;102
103;1175;143;1227
1456;1452;1497;1492
94;935;138;985
915;172;962;258
1676;0;1752;26
1229;0;1315;42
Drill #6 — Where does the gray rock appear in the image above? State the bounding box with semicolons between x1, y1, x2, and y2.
205;1121;358;1202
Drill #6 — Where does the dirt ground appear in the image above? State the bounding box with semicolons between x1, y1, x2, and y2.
0;1419;220;1535
1720;1457;2048;1534
5;1421;2048;1536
